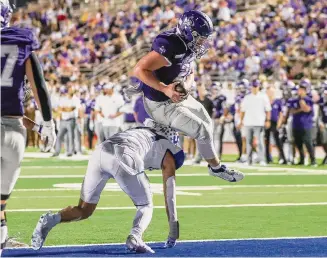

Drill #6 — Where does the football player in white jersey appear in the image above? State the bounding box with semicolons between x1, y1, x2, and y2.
31;120;183;253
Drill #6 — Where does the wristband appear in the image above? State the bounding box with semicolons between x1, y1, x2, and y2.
32;124;43;134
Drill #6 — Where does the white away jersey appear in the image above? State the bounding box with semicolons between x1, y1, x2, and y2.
104;127;185;175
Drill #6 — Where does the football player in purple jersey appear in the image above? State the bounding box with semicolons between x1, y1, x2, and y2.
0;0;56;251
318;81;327;165
132;10;244;183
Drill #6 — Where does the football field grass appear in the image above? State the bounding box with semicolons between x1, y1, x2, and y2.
6;155;327;249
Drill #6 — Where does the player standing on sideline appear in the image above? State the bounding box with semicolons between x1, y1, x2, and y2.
212;83;228;159
319;81;327;165
31;121;184;253
0;0;56;252
131;10;244;182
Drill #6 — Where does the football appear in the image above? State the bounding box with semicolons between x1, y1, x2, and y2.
173;79;188;96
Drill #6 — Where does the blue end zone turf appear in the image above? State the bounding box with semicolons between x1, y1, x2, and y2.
3;237;327;257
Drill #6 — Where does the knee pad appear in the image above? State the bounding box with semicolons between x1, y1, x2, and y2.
1;195;10;201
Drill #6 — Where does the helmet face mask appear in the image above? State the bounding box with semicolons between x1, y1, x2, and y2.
177;10;214;59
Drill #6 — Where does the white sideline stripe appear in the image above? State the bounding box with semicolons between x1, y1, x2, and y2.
6;202;327;212
18;171;327;178
6;236;327;250
13;184;327;192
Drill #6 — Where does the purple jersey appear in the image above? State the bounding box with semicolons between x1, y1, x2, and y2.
291;97;314;129
213;95;227;118
1;27;39;116
85;99;95;116
271;98;283;122
140;28;195;102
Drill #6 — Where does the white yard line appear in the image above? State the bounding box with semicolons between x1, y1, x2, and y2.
6;202;327;212
18;171;327;178
10;190;327;199
13;184;327;192
10;194;119;199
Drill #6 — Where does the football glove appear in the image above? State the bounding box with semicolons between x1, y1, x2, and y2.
40;120;56;152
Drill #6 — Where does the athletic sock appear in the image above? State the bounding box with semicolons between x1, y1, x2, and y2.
210;163;221;170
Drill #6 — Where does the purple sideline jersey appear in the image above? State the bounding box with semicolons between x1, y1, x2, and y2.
271;98;283;122
213;95;227;119
289;97;314;130
85;99;96;117
1;27;39;116
134;96;150;124
140;28;196;102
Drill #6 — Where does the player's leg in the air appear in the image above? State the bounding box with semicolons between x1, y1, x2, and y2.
144;95;244;182
31;143;154;253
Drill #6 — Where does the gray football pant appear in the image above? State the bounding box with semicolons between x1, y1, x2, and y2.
245;126;265;163
103;126;120;140
81;143;152;238
74;122;82;153
94;121;105;144
55;119;75;155
1;117;26;196
144;95;216;160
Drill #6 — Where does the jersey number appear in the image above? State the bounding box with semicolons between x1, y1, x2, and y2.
1;45;19;87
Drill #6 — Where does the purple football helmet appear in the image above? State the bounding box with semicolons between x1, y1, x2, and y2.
283;80;295;89
177;10;214;59
1;0;13;28
291;86;299;97
251;79;260;88
236;79;249;93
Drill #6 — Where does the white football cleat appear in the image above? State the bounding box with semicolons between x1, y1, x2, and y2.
126;235;155;253
31;212;58;250
208;164;244;182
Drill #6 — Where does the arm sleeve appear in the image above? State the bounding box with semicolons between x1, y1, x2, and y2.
29;52;52;121
152;35;174;63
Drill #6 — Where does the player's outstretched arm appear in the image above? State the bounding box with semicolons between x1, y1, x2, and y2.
26;53;56;152
161;151;179;248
